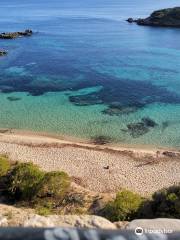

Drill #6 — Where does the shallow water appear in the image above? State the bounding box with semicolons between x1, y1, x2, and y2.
0;0;180;148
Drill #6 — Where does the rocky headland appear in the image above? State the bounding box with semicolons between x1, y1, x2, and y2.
127;7;180;27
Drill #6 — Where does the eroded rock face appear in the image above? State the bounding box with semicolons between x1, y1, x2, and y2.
127;7;180;27
0;29;33;39
24;215;117;229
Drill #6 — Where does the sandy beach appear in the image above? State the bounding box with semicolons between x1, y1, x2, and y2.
0;129;179;196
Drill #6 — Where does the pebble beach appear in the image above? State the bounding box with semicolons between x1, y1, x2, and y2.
0;130;179;196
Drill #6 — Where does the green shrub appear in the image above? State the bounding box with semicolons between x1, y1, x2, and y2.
102;190;143;221
139;185;180;218
36;206;52;216
8;163;44;200
38;171;71;200
35;200;53;216
0;156;10;177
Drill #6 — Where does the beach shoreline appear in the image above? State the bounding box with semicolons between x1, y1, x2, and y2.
0;128;179;196
0;127;179;153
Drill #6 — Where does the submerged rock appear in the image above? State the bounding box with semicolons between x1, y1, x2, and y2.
128;7;180;27
127;122;149;138
69;94;102;106
7;96;21;101
141;117;158;128
0;29;33;39
91;135;112;145
162;121;169;131
102;103;140;116
126;18;134;23
125;117;158;138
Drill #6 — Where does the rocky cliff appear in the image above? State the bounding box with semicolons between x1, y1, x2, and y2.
127;7;180;27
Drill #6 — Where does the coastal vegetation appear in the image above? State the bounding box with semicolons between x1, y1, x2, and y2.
0;156;10;177
0;156;179;220
138;185;180;219
127;7;180;27
0;157;71;215
101;190;143;221
7;163;44;201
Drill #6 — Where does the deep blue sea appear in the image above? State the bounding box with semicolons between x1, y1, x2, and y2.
0;0;180;148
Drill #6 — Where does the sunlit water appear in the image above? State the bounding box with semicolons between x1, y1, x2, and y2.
0;0;180;148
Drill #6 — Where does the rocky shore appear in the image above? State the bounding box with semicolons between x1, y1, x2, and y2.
0;29;33;39
0;29;33;57
127;7;180;27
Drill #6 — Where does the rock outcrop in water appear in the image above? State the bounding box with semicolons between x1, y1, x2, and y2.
127;7;180;27
0;49;7;56
0;29;33;39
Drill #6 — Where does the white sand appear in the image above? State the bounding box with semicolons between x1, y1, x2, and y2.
0;131;179;196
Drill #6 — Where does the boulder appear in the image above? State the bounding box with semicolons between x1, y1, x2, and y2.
126;218;180;232
24;215;117;229
24;215;56;228
126;18;135;23
114;221;129;229
0;215;8;227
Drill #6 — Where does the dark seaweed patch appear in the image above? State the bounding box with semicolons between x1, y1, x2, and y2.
69;72;180;113
162;121;169;131
102;102;142;116
91;135;112;145
124;117;158;138
69;93;103;106
141;117;158;128
1;70;180;114
7;96;21;101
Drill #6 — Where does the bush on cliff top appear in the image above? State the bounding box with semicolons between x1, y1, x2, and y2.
139;185;180;219
0;155;10;177
7;162;44;200
37;171;71;200
7;162;71;206
102;190;143;221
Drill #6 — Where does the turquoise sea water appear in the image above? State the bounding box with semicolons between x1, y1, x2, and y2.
0;0;180;148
